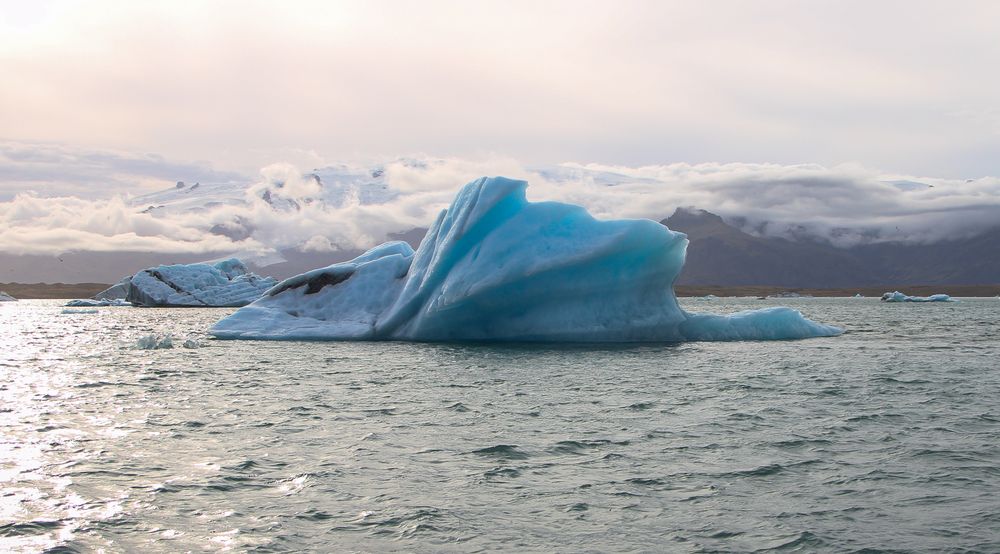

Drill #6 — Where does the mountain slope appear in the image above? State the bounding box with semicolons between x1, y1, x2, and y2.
663;208;1000;287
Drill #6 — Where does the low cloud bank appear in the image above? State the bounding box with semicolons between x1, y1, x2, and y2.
2;155;1000;263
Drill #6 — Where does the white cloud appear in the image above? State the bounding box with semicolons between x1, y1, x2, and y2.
2;154;999;264
300;235;335;253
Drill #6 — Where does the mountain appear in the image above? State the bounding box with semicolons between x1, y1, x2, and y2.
663;208;1000;287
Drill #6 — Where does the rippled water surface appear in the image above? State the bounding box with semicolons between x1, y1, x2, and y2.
2;298;998;552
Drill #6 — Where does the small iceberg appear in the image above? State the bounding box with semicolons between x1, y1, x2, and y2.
135;334;174;349
65;298;131;307
126;258;276;307
768;291;811;298
880;291;955;303
211;177;841;342
0;291;16;302
61;308;99;314
93;277;132;301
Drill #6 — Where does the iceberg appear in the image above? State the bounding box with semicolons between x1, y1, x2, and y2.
135;334;174;349
127;258;277;307
211;177;842;342
0;291;16;302
65;298;131;307
93;277;132;301
880;291;955;302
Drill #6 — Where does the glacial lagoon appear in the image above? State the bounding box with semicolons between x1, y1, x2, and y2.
2;297;998;552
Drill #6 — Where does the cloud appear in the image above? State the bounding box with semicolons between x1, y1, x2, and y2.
0;141;247;200
2;155;1000;266
545;162;1000;246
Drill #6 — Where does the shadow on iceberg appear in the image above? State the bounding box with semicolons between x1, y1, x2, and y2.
210;177;842;342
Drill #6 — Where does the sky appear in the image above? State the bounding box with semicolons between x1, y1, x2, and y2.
2;1;1000;267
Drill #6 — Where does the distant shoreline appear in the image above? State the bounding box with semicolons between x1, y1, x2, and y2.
1;283;111;299
674;284;1000;298
3;281;998;300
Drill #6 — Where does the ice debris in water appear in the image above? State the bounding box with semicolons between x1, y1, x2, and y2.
135;334;174;349
182;339;201;349
61;308;99;314
880;291;955;302
211;176;843;342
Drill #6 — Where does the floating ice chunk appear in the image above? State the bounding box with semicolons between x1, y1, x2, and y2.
182;339;201;349
211;177;842;342
65;298;130;307
61;308;99;314
768;291;810;298
136;334;174;349
880;291;955;302
93;277;132;301
680;308;839;341
127;259;276;307
0;291;16;302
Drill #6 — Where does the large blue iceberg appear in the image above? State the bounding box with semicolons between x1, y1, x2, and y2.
211;177;842;341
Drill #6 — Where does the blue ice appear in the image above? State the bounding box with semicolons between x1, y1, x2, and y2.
880;291;955;302
211;177;842;341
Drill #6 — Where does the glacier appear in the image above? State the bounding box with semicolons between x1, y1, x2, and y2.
127;258;277;307
211;177;842;342
880;291;955;303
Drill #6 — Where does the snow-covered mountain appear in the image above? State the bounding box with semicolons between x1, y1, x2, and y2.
132;163;399;215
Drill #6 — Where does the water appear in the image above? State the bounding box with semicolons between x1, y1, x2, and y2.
1;298;998;552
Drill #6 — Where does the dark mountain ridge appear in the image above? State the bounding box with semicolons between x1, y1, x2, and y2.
663;208;1000;287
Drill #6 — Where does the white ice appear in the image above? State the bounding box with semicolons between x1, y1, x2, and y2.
127;258;276;307
880;291;955;302
211;177;842;342
135;334;174;349
65;298;131;307
93;277;132;301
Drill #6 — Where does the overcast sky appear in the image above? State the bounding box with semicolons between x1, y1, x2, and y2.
3;0;999;188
